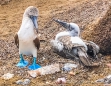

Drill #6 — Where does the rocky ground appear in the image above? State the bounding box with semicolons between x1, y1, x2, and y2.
0;0;111;86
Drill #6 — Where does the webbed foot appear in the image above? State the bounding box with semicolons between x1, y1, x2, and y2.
28;57;41;70
16;60;28;68
28;64;41;70
16;54;28;68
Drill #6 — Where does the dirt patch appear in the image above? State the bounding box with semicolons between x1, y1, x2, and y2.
82;5;111;54
0;0;11;5
0;0;111;86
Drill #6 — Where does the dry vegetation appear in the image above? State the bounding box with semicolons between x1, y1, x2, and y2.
0;0;111;86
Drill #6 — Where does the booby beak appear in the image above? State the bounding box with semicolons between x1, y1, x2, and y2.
30;16;38;33
53;19;69;30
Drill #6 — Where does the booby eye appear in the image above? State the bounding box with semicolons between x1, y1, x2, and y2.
75;31;78;34
30;15;33;18
69;25;75;31
71;27;75;31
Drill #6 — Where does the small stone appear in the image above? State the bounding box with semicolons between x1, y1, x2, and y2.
42;57;45;60
104;84;110;86
1;73;14;80
16;80;23;85
106;63;111;68
23;79;30;85
69;71;75;76
46;81;50;84
56;77;66;84
95;75;111;84
63;63;78;71
106;75;111;79
28;64;60;77
38;34;41;37
95;79;104;83
28;71;37;77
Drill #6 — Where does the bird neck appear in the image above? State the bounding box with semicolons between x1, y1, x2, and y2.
55;31;71;40
23;11;29;17
18;16;35;37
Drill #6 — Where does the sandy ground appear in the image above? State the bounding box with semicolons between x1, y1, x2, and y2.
0;0;111;86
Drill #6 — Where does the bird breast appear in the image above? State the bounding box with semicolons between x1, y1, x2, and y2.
19;40;36;55
18;17;37;40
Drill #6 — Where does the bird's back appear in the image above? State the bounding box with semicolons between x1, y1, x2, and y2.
58;36;87;51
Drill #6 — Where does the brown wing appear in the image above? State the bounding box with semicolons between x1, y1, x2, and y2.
58;36;83;50
33;37;40;50
58;36;93;66
14;33;19;48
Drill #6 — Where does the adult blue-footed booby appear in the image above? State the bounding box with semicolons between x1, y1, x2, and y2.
14;6;41;70
51;19;99;66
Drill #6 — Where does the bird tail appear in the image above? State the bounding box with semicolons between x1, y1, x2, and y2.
77;47;92;66
84;40;100;59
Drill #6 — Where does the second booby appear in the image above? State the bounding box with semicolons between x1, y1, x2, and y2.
14;6;41;70
51;19;99;66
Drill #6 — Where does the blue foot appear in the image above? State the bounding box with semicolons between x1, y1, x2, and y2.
16;60;28;68
16;54;29;68
28;64;41;70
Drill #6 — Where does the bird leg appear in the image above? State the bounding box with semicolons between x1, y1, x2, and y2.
28;57;41;70
16;54;28;68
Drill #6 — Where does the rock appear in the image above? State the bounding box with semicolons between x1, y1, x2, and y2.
16;80;23;85
23;79;30;85
28;71;37;78
104;84;110;86
69;71;75;76
96;75;111;84
28;64;60;77
56;77;66;84
82;6;111;54
63;63;78;71
95;79;104;83
1;73;14;80
16;79;30;85
106;63;111;68
46;81;51;84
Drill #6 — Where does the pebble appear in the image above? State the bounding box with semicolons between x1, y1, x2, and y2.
69;71;75;76
23;79;30;85
95;79;104;83
56;77;66;84
46;81;50;84
104;84;110;86
29;71;37;78
96;75;111;84
16;80;23;85
63;63;78;71
16;79;30;85
1;73;14;80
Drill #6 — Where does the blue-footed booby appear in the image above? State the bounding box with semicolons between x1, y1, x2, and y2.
51;19;99;66
14;6;41;70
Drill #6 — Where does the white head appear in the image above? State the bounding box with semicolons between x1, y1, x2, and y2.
67;23;80;36
23;6;38;32
53;19;80;36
